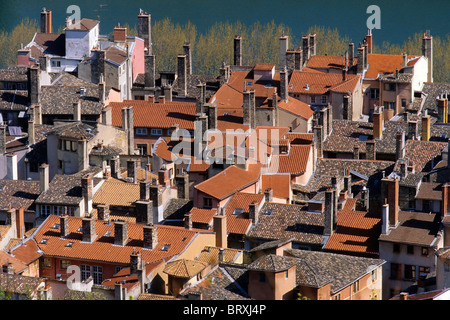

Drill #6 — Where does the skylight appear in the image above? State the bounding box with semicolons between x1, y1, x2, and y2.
65;241;74;247
40;239;48;244
161;244;171;251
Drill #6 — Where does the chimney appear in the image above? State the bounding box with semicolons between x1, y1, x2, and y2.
343;171;352;198
366;140;376;160
363;40;368;70
39;55;48;72
348;43;354;66
39;164;49;193
7;209;16;234
381;203;389;235
135;200;153;225
164;85;173;102
373;107;384;139
28;65;40;105
214;212;227;249
15;208;25;239
264;188;273;203
302;35;310;64
115;282;124;300
285;50;296;76
407;120;418;140
295;49;303;71
249;201;258;225
144;54;156;88
183;41;192;75
40;8;52;33
234;36;242;66
177;54;187;96
280;67;288;102
110;156;121;179
113;26;127;42
99;75;106;104
442;183;449;216
175;171;190;200
101;106;112;126
402;52;408;68
399;292;408;300
365;29;373;54
243;90;254;128
343;95;352;120
382;178;399;227
207;103;218;130
437;98;448;123
324;189;334;236
73;100;81;121
421;114;431;141
6;153;18;180
114;221;129;246
127;159;137;183
81;175;93;214
82;216;96;243
138;10;152;53
150;183;162;223
314;125;323;158
279;34;289;67
92;50;106;84
184;213;192;230
422;32;433;83
139;180;150;201
218;248;225;263
129;249;141;275
127;106;134;155
396;131;406;160
309;33;316;57
159;96;166;104
357;43;365;75
97;204;110;221
0;126;5;154
33;105;42;125
143;223;158;249
121;107;128;131
361;186;369;211
353;145;360;159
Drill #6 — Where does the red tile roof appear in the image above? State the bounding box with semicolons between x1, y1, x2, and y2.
307;55;358;70
0;250;28;274
261;174;291;200
269;145;312;175
365;54;421;79
189;208;217;225
227;70;280;98
10;238;42;266
225;192;264;234
195;163;263;200
288;70;360;95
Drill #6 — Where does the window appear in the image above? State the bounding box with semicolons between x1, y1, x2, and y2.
58;160;64;171
383;101;395;110
41;205;50;217
42;257;52;268
92;266;103;285
393;243;400;253
371;270;377;283
333;294;341;300
137;144;148;156
384;83;395;91
370;88;379;100
407;245;414;255
52;60;61;67
321;95;327;104
136;128;148;135
71;141;77;152
404;265;416;280
310;96;316;104
65;140;71;151
52;206;64;215
259;272;266;283
151;128;163;136
352;280;360;293
203;197;213;209
401;99;407;108
114;266;124;274
390;263;401;280
30;162;39;172
422;247;429;256
60;260;71;269
419;266;430;276
81;265;90;281
285;270;289;279
67;207;76;216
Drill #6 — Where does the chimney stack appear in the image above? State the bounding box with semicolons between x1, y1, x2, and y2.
324;189;334;236
110;156;121;179
81;175;93;214
365;29;373;54
366;140;376;160
309;33;316;57
82;216;96;243
184;213;193;230
113;26;127;42
143;223;158;249
396;131;406;160
213;212;227;249
207;103;218;130
60;215;69;238
138;10;152;53
314;125;323;158
183;41;192;75
73;100;81;121
361;186;369;211
302;35;310;64
243;90;256;129
234;36;242;66
39;164;49;193
28;65;40;105
422;32;433;83
40;8;52;33
373;107;384;139
177;54;187;96
343;95;352;120
381;203;389;235
135;200;153;225
441;183;449;217
348;43;354;66
407;120;418;140
129;249;142;275
357;43;365;75
144;54;156;88
6;153;18;180
114;221;129;246
126;106;134;155
127;159;137;183
164;85;173;102
175;171;190;200
382;178;399;227
279;34;289;67
421;113;431;141
264;188;273;203
249;201;258;225
280;67;288;102
97;204;110;221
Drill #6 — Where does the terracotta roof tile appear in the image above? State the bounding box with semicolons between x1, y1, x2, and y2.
307;55;358;70
196;246;241;264
189;208;217;225
269;145;311;175
261;174;291;200
0;250;28;273
289;70;360;95
92;179;140;207
225;192;264;235
163;258;207;278
365;54;421;79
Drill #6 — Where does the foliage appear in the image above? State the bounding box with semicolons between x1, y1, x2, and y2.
296;292;310;300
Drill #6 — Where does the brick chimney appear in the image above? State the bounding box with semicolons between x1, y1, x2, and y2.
183;41;192;75
421;113;431;141
15;208;25;239
92;50;106;85
177;54;187;97
82;216;96;243
143;223;158;249
129;248;142;275
234;36;242;66
213;211;227;249
139;180;150;200
59;215;69;238
135;200;153;225
175;171;190;200
264;188;273;203
353;145;360;159
114;26;127;42
365;29;373;54
97;204;110;221
39;164;49;193
114;221;129;246
81;175;93;214
373;107;384;139
40;8;52;33
126;107;134;155
144;54;156;88
382;178;399;227
396;131;406;160
279;34;289;67
138;9;152;53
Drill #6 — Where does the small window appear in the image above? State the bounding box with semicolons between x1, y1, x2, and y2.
65;241;74;248
407;245;414;255
310;96;316;104
137;144;148;156
421;247;429;256
42;257;52;268
65;140;71;151
321;95;327;104
333;294;341;300
404;265;416;280
136;128;148;135
203;197;213;209
259;272;266;283
161;244;171;251
352;280;359;293
71;141;77;152
151;128;162;136
370;88;379;100
40;238;48;244
60;260;71;269
384;83;395;91
371;270;377;282
390;263;401;280
285;270;289;279
393;243;400;253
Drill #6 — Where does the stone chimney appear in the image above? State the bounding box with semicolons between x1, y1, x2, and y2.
422;32;433;83
39;55;48;72
382;178;399;227
324;189;334;236
28;65;40;105
33;105;42;125
138;9;152;53
353;145;360;159
280;67;288;102
234;36;242;66
207;103;218;130
264;188;273;203
183;41;192;75
101;106;112;126
73;100;81;121
99;74;106;104
92;50;106;85
366;140;376;160
213;210;227;249
343;171;352;198
348;43;354;66
97;204;110;221
110;156;121;179
381;202;389;235
402;52;408;68
175;171;190;200
243;90;256;129
302;35;310;64
177;54;187;97
39;164;49;193
309;33;316;57
184;213;193;230
127;159;137;183
279;34;289;67
396;131;406;160
437;98;448;123
82;216;96;243
0;126;5;155
60;215;69;238
6;153;18;180
143;223;158;249
249;201;258;225
422;113;431;141
343;95;352;120
127;107;135;155
361;186;369;211
164;85;173;102
407;120;418;140
357;43;365;75
295;49;303;71
150;183;163;223
129;249;142;275
135;200;153;225
81;175;93;214
40;8;52;33
144;54;156;88
114;221;129;246
314;125;323;158
373;107;384;139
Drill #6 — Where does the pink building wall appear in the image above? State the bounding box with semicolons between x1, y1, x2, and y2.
131;38;144;82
